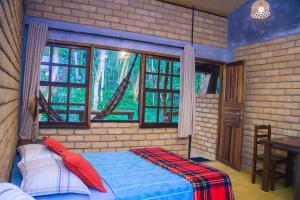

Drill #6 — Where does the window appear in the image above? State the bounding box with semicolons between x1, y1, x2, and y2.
141;55;180;127
39;43;90;128
38;42;223;128
195;60;221;94
90;48;141;121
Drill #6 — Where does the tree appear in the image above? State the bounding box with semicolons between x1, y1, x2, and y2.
92;50;106;111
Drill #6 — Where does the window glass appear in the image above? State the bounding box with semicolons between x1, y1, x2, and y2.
51;66;68;83
70;68;86;84
142;55;180;127
39;44;90;127
42;46;50;63
91;49;141;121
195;63;220;94
40;65;49;81
71;49;87;66
52;47;69;64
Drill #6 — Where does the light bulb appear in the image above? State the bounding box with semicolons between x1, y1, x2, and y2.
258;6;265;13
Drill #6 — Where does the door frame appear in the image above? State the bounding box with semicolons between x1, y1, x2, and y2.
216;60;246;171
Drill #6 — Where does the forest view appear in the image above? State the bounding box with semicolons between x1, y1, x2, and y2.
91;49;141;121
39;44;220;124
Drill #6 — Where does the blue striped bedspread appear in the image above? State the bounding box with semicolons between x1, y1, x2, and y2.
83;151;194;200
11;151;194;200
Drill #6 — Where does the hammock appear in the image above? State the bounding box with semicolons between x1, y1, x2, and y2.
92;54;138;120
39;90;64;122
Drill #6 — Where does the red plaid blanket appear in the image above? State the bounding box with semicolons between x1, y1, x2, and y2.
130;147;234;200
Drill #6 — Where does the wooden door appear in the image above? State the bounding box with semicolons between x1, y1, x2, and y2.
217;60;245;171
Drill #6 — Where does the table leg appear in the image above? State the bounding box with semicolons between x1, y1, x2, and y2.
285;152;295;187
294;155;300;200
262;142;271;191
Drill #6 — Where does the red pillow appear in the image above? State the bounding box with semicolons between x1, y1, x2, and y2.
61;150;107;192
44;137;68;155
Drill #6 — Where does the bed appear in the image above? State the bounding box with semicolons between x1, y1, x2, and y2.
11;148;234;200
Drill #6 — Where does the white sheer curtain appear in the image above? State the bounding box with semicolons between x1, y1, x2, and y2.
19;23;48;140
178;45;195;138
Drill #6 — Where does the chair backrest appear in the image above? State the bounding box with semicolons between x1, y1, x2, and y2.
253;125;271;157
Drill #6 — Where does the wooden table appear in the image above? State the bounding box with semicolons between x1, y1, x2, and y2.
262;137;300;200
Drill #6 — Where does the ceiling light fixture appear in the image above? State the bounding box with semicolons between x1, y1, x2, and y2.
250;0;271;19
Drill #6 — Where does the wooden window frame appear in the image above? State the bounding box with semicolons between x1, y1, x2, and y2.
195;57;224;94
140;54;180;128
39;39;225;128
90;47;142;123
39;43;91;128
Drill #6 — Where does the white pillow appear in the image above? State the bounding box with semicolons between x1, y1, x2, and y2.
0;182;34;200
17;144;60;165
20;159;91;196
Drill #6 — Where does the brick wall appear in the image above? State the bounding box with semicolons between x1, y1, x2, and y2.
39;123;189;156
0;0;23;180
26;0;227;48
192;94;219;160
235;34;300;169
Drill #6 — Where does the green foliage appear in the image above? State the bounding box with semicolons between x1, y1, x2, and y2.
39;45;220;123
91;49;141;120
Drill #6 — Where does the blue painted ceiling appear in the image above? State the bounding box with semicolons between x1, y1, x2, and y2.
229;0;300;48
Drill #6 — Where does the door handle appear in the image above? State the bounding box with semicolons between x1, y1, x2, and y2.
235;112;244;120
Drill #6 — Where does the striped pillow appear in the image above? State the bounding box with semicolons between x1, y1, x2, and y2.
0;183;34;200
17;144;60;165
19;159;91;196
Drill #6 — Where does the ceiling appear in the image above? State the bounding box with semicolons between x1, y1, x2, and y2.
161;0;246;17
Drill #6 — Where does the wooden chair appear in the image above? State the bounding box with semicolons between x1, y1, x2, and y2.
251;125;288;191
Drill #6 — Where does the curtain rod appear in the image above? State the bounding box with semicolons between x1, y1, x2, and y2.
27;24;185;50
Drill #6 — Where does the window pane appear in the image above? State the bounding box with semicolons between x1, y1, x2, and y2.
159;92;172;107
159;75;171;90
145;92;158;106
52;47;69;64
199;73;211;93
173;93;179;107
40;86;49;101
71;49;87;66
50;105;67;122
144;108;157;122
40;65;49;81
51;104;67;110
51;87;67;103
69;105;85;122
146;58;158;73
91;49;141;121
70;67;86;84
172;76;180;90
195;72;201;94
216;77;221;94
39;113;48;122
145;74;157;89
159;108;171;123
51;66;68;82
111;82;139;121
70;88;86;104
39;44;90;127
172;108;179;123
160;60;172;74
42;46;50;63
173;61;180;75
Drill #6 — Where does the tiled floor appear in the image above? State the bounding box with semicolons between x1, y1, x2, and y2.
206;162;294;200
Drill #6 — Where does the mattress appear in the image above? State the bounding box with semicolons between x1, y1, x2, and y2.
11;151;194;200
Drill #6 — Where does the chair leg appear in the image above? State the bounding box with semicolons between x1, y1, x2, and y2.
285;153;295;187
251;161;257;184
270;164;276;191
